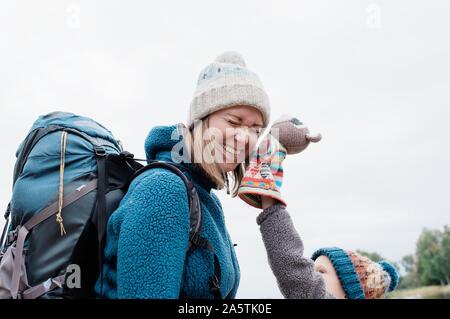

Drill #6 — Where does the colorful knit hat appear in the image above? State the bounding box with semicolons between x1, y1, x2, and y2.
187;51;271;128
311;247;399;299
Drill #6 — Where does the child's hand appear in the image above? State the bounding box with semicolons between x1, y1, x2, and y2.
261;196;277;209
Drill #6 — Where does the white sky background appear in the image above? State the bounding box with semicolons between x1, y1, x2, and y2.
1;0;449;298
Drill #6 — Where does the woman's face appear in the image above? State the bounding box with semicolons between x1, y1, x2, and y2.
207;105;264;172
314;256;346;299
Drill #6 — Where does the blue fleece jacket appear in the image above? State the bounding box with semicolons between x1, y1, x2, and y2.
95;124;240;298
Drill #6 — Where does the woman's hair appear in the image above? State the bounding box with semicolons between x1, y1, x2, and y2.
183;117;247;197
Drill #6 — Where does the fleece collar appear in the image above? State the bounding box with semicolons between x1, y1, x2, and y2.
144;123;218;192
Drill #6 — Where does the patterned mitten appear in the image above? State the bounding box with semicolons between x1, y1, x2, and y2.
238;115;322;209
238;133;287;208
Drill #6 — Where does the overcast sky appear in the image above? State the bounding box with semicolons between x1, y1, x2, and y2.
1;0;449;298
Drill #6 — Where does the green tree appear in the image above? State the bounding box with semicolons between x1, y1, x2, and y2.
398;254;420;289
437;225;450;284
416;227;450;286
398;273;420;289
401;254;415;273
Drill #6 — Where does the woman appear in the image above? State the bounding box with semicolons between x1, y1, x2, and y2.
95;51;271;298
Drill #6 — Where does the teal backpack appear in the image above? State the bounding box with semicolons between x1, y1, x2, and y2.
0;112;221;299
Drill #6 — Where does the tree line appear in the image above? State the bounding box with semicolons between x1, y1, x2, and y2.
357;225;450;289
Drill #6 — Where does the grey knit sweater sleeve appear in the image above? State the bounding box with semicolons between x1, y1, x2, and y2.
257;203;335;299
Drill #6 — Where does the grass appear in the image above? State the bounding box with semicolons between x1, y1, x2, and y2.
388;284;450;299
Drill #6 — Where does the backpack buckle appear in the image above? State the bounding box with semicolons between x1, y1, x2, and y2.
94;147;106;157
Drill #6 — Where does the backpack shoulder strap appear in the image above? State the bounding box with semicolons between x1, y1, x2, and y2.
131;161;203;237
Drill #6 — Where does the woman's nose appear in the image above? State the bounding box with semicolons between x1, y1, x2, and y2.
235;128;249;144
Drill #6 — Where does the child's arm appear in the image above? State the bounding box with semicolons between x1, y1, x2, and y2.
257;202;335;299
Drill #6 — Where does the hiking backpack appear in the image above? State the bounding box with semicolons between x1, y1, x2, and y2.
0;111;221;299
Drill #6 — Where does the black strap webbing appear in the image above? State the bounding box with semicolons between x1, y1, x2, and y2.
0;203;11;252
209;254;222;299
95;146;107;298
184;232;222;299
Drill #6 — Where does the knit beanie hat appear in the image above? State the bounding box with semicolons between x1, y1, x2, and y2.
311;247;399;299
187;51;271;128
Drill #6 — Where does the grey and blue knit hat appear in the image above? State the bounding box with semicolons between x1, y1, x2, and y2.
312;247;399;299
187;51;271;128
